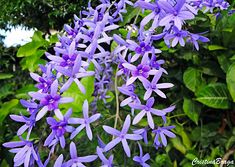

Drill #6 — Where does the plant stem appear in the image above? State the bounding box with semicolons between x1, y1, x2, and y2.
113;68;120;139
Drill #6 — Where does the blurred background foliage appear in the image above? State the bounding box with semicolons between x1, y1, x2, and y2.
0;0;235;166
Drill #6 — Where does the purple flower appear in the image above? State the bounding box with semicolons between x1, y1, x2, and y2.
133;128;149;144
152;126;176;147
118;84;140;107
140;70;174;100
30;72;54;93
129;97;166;129
55;55;95;93
44;109;74;148
3;139;38;167
103;115;142;157
135;0;162;31
20;99;38;114
164;27;188;47
68;100;101;140
122;63;157;85
10;113;36;136
66;142;98;167
29;80;73;121
159;0;195;30
96;147;114;167
133;143;150;167
187;32;210;50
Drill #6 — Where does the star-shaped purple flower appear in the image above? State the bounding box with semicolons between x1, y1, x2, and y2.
66;142;98;167
68;100;101;140
103;115;142;157
129;97;166;129
29;80;73;121
3;138;38;167
44;109;74;148
140;70;174;100
152;126;176;147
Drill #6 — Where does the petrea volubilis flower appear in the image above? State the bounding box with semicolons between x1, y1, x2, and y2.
103;115;142;157
29;80;73;121
3;139;38;167
69;100;101;140
133;143;150;167
66;142;98;167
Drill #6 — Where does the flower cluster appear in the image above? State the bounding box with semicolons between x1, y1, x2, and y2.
3;0;230;166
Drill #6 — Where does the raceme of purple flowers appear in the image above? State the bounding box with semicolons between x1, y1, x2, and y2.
3;0;230;166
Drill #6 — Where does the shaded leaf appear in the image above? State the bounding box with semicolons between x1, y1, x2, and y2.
0;99;19;123
226;63;235;102
183;98;201;125
0;73;13;80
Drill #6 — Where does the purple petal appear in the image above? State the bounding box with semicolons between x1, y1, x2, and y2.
68;118;84;124
133;110;146;125
10;115;25;122
160;132;167;146
125;134;142;140
17;124;29;136
82;100;89;119
70;142;77;159
59;97;74;104
54;154;63;167
104;137;121;152
51;80;58;96
103;126;120;136
121;115;131;134
147;112;154;129
36;106;48;121
30;73;40;82
89;113;101;123
70;124;85;139
74;79;86;94
86;124;93;140
77;155;98;163
121;139;131;157
3;141;25;148
59;136;66;148
60;78;74;93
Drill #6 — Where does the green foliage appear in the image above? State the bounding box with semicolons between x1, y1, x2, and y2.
17;31;57;71
0;0;98;32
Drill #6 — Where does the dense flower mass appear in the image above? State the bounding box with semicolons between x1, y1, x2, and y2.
3;0;230;166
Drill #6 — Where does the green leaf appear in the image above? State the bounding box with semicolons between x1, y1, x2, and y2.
17;41;42;57
226;63;235;102
0;84;13;99
0;99;19;123
196;83;231;109
0;73;13;80
183;98;201;125
183;67;204;92
171;137;186;154
49;34;58;44
217;55;231;73
61;76;95;113
120;7;140;26
208;45;227;51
